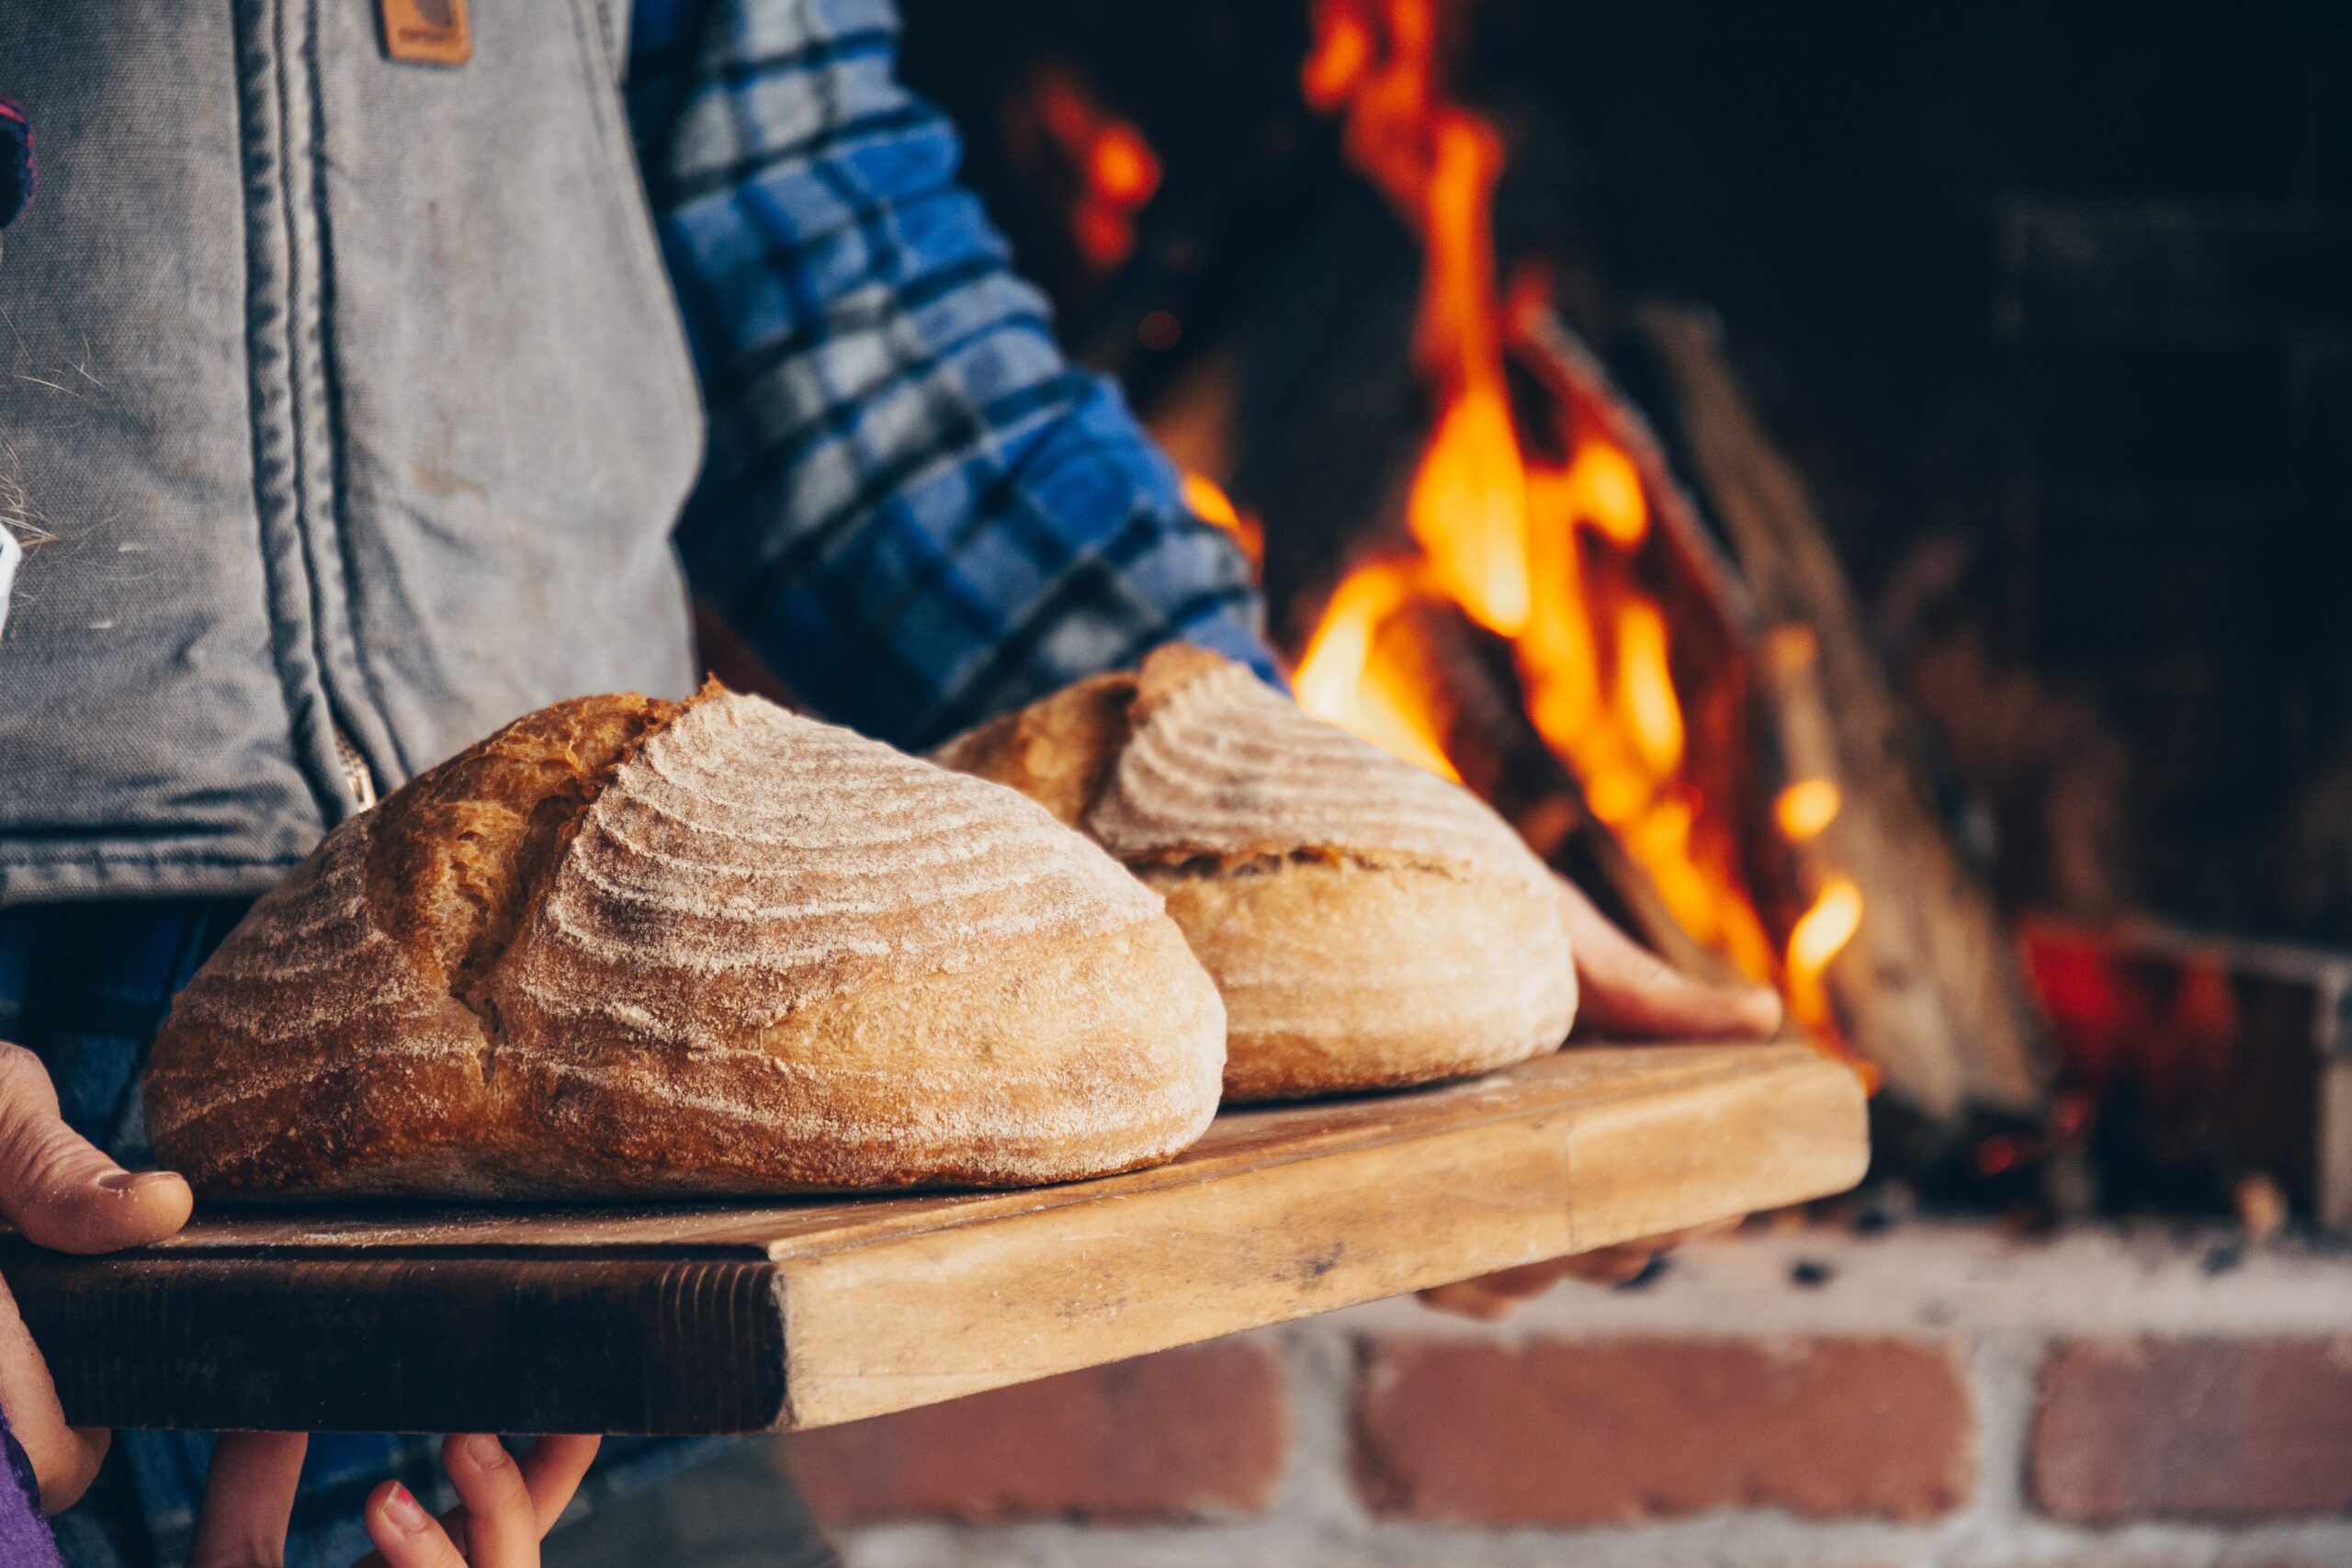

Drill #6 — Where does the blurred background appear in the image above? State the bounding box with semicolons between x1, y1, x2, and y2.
730;3;2352;1562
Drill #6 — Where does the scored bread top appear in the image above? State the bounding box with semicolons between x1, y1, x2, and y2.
936;645;1547;886
493;683;1166;1040
930;645;1577;1101
1091;650;1548;883
360;689;685;1021
146;682;1221;1196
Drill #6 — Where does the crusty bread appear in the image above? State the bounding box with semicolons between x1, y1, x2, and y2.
933;646;1577;1100
145;683;1227;1199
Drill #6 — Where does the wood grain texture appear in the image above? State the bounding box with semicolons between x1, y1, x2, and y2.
8;1044;1867;1436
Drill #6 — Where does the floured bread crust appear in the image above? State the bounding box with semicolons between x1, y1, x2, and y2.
146;685;1227;1198
933;646;1577;1100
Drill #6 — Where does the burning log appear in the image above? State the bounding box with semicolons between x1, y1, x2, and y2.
1260;0;2052;1153
1366;590;1752;989
1283;290;2058;1138
1260;296;2054;1138
1610;304;2055;1124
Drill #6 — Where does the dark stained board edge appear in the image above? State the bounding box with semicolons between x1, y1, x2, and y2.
4;1252;789;1435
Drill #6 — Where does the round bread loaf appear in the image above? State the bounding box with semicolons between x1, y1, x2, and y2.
145;684;1227;1198
932;646;1577;1100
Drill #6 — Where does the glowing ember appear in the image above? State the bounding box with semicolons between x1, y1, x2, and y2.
1293;0;1866;1053
1033;64;1162;273
1087;126;1160;207
1775;780;1843;842
1768;623;1820;672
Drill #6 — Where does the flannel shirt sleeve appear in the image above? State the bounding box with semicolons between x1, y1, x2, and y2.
628;0;1279;750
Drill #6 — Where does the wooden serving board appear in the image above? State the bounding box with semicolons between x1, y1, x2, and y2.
3;1043;1865;1436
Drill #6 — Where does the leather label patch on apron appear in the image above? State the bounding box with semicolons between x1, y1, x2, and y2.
379;0;472;65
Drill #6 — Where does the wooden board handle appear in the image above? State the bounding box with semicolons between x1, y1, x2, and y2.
5;1250;786;1434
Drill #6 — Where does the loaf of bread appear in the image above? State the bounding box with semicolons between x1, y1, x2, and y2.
933;646;1577;1100
145;683;1227;1198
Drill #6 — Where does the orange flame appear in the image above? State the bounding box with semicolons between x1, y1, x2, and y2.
1409;378;1531;636
1616;601;1685;779
1181;472;1244;532
1559;441;1648;547
1182;471;1266;570
1293;561;1461;781
1786;876;1863;1034
1294;0;1862;1050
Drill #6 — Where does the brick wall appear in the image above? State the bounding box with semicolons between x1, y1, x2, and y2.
752;1223;2352;1567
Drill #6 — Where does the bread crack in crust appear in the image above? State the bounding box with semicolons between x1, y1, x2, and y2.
359;691;684;1066
146;684;1227;1199
933;645;1578;1100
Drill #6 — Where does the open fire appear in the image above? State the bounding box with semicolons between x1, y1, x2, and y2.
899;0;2342;1220
1287;0;1861;1054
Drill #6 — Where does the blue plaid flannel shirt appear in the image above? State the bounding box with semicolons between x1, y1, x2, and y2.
636;0;1274;748
13;1;1273;1562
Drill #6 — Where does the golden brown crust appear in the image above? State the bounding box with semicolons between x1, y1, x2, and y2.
153;917;1220;1198
360;689;686;1005
927;671;1136;830
146;686;1226;1199
1141;857;1573;1100
932;645;1578;1101
1128;641;1238;720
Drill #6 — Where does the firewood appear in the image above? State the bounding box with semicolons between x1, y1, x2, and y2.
1615;302;2056;1122
1374;593;1748;987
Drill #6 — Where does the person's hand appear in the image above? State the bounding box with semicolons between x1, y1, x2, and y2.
0;1041;194;1511
1417;1221;1740;1319
1555;877;1783;1042
1417;881;1779;1319
186;1431;601;1568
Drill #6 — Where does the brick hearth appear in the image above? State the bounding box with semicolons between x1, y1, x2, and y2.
755;1222;2352;1568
